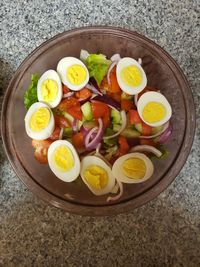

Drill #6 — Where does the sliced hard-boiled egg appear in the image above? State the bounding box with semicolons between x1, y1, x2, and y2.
116;57;147;95
48;140;80;182
112;152;154;183
57;57;89;91
137;91;172;127
25;102;55;140
37;70;62;108
80;156;115;196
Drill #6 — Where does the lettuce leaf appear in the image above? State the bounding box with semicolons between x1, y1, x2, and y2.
84;53;111;86
24;74;39;110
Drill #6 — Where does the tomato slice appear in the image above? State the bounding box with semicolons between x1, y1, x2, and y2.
121;99;134;111
75;88;92;100
91;101;110;127
62;85;70;94
49;126;61;141
32;139;53;164
118;135;130;155
67;106;82;121
109;66;121;93
140;138;156;147
57;97;82;121
141;123;152;136
129;110;143;125
54;114;71;128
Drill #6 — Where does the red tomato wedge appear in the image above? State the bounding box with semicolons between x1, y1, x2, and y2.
57;97;83;121
129;110;143;125
109;66;121;93
32;139;53;164
49;126;61;141
75;88;92;100
72;132;84;149
54;114;71;128
62;85;70;94
121;99;134;111
118;135;130;155
91;100;110;127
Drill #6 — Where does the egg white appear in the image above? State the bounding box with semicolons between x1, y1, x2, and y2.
57;57;89;91
37;70;62;108
81;156;115;196
48;140;80;182
25;102;55;140
112;152;154;184
116;57;147;95
137;91;172;127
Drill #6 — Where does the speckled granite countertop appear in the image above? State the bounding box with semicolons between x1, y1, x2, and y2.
0;1;200;266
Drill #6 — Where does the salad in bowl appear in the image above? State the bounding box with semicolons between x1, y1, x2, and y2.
24;50;172;201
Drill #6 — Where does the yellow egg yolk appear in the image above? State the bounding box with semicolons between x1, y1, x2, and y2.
121;65;142;87
122;158;146;179
41;79;58;102
142;101;166;123
53;145;74;172
29;107;50;131
67;64;86;85
84;165;108;190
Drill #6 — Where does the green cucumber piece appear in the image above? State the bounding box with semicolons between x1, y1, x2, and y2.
63;112;74;123
63;127;73;138
134;123;142;133
111;109;121;124
121;128;141;138
81;101;93;121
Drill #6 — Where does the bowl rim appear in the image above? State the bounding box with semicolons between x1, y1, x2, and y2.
1;26;196;216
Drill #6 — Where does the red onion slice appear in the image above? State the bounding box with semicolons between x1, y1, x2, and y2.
85;118;104;150
156;124;173;144
139;122;170;139
138;58;142;65
59;127;64;140
107;61;117;85
63;92;74;98
134;94;138;107
92;95;121;111
104;110;127;140
130;145;162;157
107;180;123;202
72;119;78;133
85;83;103;96
110;53;121;62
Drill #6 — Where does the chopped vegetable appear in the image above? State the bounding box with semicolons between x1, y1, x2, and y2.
49;126;61;141
32;139;52;164
81;101;93;121
129;109;143;125
91;100;110;127
118;135;129;155
54;114;70;128
92;94;121;111
85;53;111;85
24;74;39;110
121;127;141;138
111;109;121;124
121;99;134;111
130;145;162;157
109;66;121;93
75;88;92;100
72;132;84;149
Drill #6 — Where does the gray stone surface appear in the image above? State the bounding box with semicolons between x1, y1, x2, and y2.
0;0;200;266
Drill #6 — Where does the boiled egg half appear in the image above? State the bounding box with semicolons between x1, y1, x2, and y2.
57;57;89;91
137;91;172;127
48;140;80;182
37;70;62;108
116;57;147;95
112;152;154;183
80;156;115;196
25;102;55;140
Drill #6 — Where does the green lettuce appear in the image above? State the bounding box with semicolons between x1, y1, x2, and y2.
24;74;39;110
84;53;111;86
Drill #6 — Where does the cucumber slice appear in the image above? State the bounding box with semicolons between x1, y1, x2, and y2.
121;128;141;138
63;127;73;138
111;109;121;124
81;101;93;121
134;123;142;133
63;112;74;123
